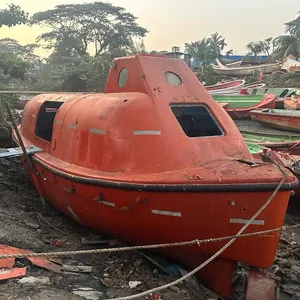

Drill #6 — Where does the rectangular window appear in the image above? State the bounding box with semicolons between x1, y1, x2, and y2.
35;101;64;142
171;104;223;137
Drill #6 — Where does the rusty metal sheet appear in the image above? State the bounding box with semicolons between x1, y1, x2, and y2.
246;271;280;300
0;268;26;281
0;244;62;273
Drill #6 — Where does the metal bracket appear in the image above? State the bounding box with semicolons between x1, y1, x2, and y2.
0;145;42;158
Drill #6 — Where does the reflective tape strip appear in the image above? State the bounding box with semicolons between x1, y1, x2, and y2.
56;120;62;125
151;209;182;217
90;128;105;135
230;218;265;225
68;124;76;129
32;114;36;118
101;201;115;207
133;130;161;136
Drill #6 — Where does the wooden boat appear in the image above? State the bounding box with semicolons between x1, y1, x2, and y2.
13;54;297;298
213;59;280;76
244;82;266;90
284;95;300;110
212;94;275;119
250;109;300;133
235;119;300;155
205;80;245;95
281;56;300;73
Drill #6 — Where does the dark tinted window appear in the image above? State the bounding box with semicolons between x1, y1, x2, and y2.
171;105;223;137
35;101;64;142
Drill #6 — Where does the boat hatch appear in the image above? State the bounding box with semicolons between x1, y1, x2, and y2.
35;101;64;142
170;104;224;137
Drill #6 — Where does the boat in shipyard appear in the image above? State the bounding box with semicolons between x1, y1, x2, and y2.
236;119;300;155
212;94;275;119
13;54;297;297
213;59;280;76
250;109;300;133
205;79;245;95
284;95;300;110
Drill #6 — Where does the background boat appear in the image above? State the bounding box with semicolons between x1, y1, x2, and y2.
250;109;300;133
212;94;275;119
284;96;300;110
213;59;280;76
206;80;245;95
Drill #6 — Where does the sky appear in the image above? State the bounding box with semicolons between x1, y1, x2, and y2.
0;0;299;57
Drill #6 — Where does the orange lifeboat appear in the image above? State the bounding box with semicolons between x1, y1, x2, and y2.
14;54;297;297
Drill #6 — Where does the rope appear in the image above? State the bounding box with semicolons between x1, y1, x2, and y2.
102;170;287;300
0;227;285;259
0;171;290;300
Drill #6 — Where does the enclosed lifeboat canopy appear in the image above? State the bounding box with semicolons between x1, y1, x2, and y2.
20;54;295;187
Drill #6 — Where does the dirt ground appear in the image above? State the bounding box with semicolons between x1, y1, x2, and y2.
0;157;300;300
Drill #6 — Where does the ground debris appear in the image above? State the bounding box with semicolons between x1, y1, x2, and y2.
0;158;204;300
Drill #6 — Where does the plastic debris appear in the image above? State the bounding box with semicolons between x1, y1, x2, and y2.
0;268;26;281
128;281;142;289
72;287;103;300
18;276;50;285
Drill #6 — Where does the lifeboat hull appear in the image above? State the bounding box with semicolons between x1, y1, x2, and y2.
14;54;297;298
206;80;245;95
19;155;292;297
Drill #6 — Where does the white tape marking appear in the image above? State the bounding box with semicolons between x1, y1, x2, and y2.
68;124;76;129
230;218;265;225
133;130;161;136
56;120;62;125
151;209;182;217
101;200;115;207
32;114;36;118
90;128;106;135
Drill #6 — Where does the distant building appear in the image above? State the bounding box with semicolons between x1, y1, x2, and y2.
163;51;192;67
220;55;269;62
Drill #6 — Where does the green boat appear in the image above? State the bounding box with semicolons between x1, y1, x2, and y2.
235;119;300;154
212;95;265;108
246;142;267;155
247;88;297;97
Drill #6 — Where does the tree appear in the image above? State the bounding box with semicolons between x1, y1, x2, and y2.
225;49;233;57
171;46;180;52
0;38;39;64
210;32;227;56
185;38;219;69
246;42;264;59
270;12;300;60
0;4;28;27
262;37;273;56
31;2;148;58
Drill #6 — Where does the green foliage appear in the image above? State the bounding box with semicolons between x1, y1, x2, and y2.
0;4;28;27
246;42;264;58
31;2;148;58
185;38;219;69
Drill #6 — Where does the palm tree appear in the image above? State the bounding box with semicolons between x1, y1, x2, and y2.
270;12;300;60
246;42;264;59
225;49;233;57
210;32;227;56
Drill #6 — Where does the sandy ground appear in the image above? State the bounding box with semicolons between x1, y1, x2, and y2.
0;157;300;300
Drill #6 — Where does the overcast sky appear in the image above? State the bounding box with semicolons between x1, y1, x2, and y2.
0;0;299;56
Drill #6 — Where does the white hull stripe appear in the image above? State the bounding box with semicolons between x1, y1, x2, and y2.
101;200;115;207
56;120;62;125
32;114;36;118
151;209;182;217
68;124;76;129
230;218;265;225
133;130;161;136
90;128;105;135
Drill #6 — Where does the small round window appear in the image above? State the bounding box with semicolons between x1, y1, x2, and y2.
165;72;182;86
118;68;128;87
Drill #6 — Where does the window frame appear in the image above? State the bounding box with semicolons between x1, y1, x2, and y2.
170;103;224;138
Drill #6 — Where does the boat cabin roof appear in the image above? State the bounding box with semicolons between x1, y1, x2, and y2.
21;54;251;174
